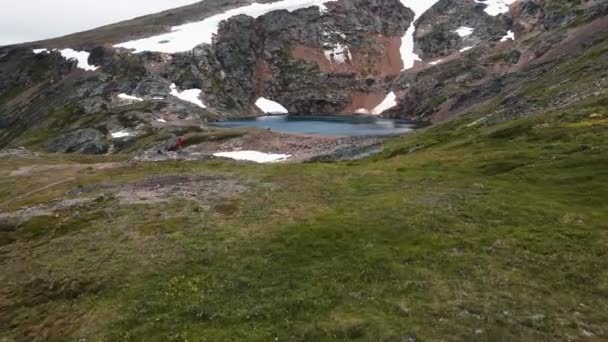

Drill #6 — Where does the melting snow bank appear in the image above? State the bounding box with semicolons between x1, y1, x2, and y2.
398;0;442;70
372;92;398;115
255;97;289;114
170;84;206;108
460;46;475;52
501;30;515;42
454;27;474;37
117;93;143;102
58;49;98;71
324;42;352;64
111;130;132;138
213;151;291;163
474;0;518;16
115;0;333;53
32;48;98;71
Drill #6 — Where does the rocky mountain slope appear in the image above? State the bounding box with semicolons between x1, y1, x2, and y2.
0;0;607;155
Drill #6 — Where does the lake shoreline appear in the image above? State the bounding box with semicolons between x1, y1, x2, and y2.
134;127;407;163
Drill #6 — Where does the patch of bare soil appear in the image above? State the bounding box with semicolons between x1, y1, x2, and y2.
1;172;249;228
0;198;94;224
71;174;249;206
373;35;404;76
291;35;403;77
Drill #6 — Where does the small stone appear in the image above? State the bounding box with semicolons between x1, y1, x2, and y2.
580;329;595;337
533;123;550;129
531;313;545;321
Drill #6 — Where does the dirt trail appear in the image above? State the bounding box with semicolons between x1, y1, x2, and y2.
8;162;123;177
1;162;125;209
0;178;74;208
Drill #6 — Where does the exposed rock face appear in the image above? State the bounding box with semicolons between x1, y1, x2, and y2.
46;128;109;154
511;0;545;35
543;0;608;29
414;0;512;59
189;0;414;114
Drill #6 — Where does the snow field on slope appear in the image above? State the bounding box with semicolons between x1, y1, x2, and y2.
117;93;144;101
501;30;515;41
170;84;206;108
454;26;474;37
372;92;398;115
398;0;442;70
115;0;333;53
255;97;289;114
474;0;518;16
213;151;291;163
33;48;98;71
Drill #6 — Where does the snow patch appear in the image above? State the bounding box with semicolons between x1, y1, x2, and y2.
398;0;442;70
323;29;347;40
460;46;475;52
156;118;167;123
500;30;515;42
371;92;398;115
255;97;289;114
117;93;144;102
429;59;444;65
58;48;98;71
111;130;131;138
454;26;474;37
323;42;352;64
213;151;291;163
170;83;206;108
474;0;518;16
32;48;97;70
115;0;333;53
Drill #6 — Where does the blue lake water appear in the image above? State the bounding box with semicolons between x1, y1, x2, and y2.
211;115;418;137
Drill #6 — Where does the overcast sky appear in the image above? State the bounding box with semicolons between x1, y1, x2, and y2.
0;0;202;46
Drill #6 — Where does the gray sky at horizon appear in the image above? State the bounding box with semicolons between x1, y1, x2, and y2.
0;0;202;46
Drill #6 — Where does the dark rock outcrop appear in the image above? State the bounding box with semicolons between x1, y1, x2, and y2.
414;0;512;59
45;128;109;154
